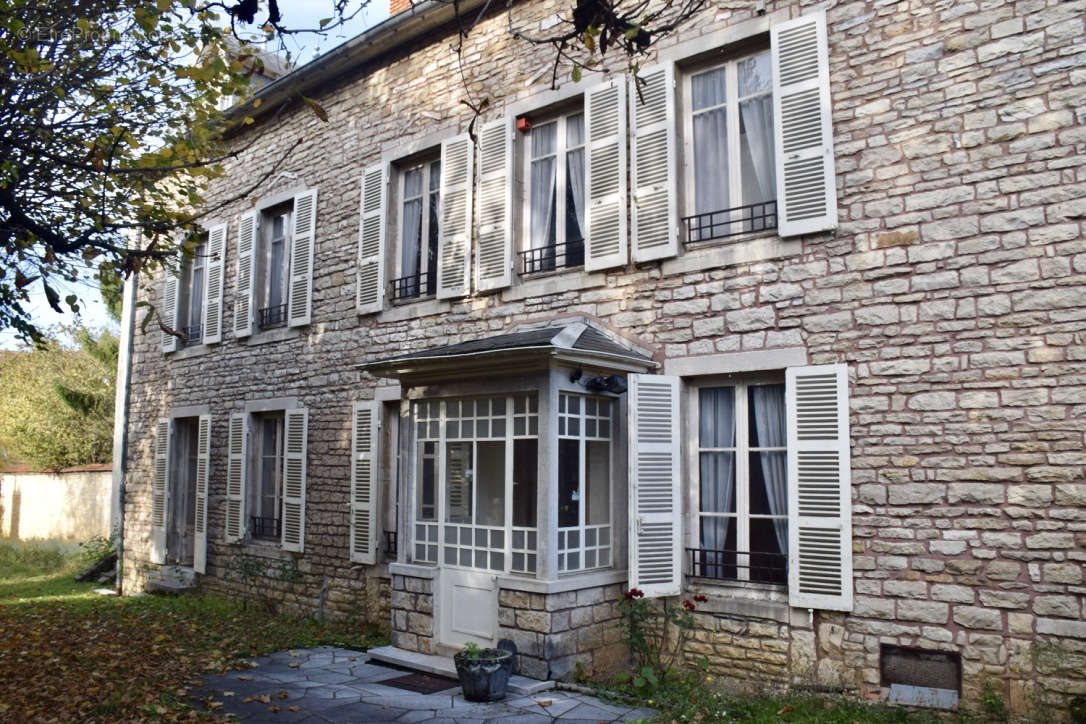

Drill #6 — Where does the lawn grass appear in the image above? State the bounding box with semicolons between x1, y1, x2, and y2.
0;539;386;719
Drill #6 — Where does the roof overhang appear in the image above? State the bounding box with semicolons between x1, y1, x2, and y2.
224;0;490;129
358;322;658;384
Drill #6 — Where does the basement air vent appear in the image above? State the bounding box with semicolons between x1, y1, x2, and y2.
880;645;961;710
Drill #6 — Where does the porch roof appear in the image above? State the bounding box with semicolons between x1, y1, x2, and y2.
359;321;657;380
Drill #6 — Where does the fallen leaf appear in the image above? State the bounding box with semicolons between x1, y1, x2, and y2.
777;705;793;715
238;675;253;681
268;705;280;712
276;690;289;699
287;661;300;669
288;705;301;712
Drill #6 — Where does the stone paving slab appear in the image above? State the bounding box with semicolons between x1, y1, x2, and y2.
189;646;655;722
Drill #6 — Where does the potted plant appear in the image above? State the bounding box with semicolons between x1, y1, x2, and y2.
453;642;514;702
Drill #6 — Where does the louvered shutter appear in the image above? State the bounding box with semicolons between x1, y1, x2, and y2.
161;274;179;353
786;364;852;611
585;75;628;272
193;414;211;574
202;224;226;344
357;165;387;314
475;117;514;292
150;418;171;564
771;10;838;236
437;134;473;299
629;63;678;263
234;212;257;337
225;413;248;543
281;408;308;552
288;190;317;327
350;402;379;564
627;374;682;597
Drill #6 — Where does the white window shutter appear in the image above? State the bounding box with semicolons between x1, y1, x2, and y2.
475;117;514;292
289;189;318;327
437;134;474;299
234;212;257;337
629;63;678;263
161;274;179;353
357;165;388;314
786;364;852;611
771;10;838;237
281;408;308;552
350;401;380;564
627;374;682;597
225;413;248;543
194;414;211;574
202;224;227;344
150;418;171;564
585;75;629;272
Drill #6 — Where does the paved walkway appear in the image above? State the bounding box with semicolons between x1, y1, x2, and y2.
190;646;656;722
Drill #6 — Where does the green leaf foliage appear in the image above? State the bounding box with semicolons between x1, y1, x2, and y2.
0;327;117;469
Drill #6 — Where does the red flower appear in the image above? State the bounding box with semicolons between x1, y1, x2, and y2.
682;599;696;611
624;588;645;599
693;594;708;603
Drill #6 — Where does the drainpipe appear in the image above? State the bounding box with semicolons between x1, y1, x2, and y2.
110;271;138;594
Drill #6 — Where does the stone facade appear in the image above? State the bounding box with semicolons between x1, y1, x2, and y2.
121;0;1086;717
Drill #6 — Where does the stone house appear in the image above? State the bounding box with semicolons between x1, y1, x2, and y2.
117;0;1086;715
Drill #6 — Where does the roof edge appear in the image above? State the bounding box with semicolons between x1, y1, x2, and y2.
224;0;489;128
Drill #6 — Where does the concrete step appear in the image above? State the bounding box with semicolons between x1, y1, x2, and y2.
146;579;196;595
365;645;555;695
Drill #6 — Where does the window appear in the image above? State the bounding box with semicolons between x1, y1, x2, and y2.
391;158;440;301
683;49;778;243
521;110;586;274
257;203;292;329
413;395;539;574
251;412;284;540
557;393;612;572
690;380;787;585
165;417;199;565
176;239;207;346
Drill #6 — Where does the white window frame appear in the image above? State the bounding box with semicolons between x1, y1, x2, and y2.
258;203;293;324
556;392;614;573
177;238;208;345
680;47;775;227
684;373;788;586
520;107;586;272
249;410;285;540
393;156;441;299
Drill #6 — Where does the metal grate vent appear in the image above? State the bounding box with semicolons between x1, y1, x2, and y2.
881;645;960;710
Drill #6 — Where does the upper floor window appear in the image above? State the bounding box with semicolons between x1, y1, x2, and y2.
177;238;207;346
391;158;440;301
683;50;778;243
522;110;586;275
258;203;292;329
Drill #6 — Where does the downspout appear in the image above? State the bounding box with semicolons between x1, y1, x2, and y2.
110;271;138;594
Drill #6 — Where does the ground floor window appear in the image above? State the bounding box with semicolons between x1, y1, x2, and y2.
557;393;612;572
251;412;284;540
692;380;787;584
166;417;199;565
413;395;538;574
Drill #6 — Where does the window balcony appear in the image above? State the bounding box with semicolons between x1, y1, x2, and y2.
180;324;202;348
258;304;288;330
389;272;434;302
683;200;778;246
686;547;787;585
250;516;281;540
519;238;585;276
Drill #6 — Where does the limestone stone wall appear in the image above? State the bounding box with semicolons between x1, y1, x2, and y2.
390;573;436;655
121;0;1086;713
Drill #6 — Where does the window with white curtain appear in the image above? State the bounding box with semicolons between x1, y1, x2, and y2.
690;379;787;585
176;237;207;346
683;49;777;242
392;157;440;301
523;110;586;274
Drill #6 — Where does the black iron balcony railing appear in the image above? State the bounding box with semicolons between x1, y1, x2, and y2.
389;272;434;302
181;324;202;347
258;304;288;330
686;547;787;585
250;516;281;540
384;530;398;560
520;238;585;275
683;200;778;245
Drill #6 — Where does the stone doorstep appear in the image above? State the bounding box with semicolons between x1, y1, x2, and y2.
365;645;556;696
146;580;196;595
